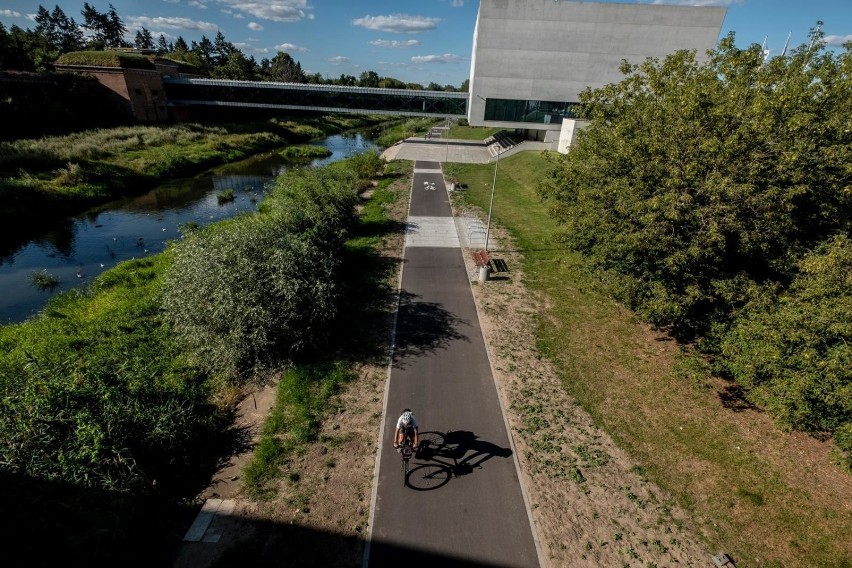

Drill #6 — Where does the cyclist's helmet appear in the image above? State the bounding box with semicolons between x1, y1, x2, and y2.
401;409;413;425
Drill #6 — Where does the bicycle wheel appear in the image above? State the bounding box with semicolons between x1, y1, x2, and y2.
403;458;409;486
417;431;446;457
406;464;451;491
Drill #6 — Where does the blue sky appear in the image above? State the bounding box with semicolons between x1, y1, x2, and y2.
1;1;850;87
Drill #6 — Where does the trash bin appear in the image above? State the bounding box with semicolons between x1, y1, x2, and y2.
478;265;491;282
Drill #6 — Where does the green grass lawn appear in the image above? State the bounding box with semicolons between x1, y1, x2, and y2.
453;151;852;567
448;125;503;140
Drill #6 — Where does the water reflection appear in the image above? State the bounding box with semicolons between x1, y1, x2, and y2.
0;132;377;323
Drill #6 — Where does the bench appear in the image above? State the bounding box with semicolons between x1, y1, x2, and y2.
471;248;490;268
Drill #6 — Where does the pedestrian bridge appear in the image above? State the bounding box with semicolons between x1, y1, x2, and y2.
162;78;468;118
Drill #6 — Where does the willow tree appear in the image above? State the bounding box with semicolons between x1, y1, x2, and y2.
539;27;852;341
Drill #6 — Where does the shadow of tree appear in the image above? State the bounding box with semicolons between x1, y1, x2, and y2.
392;291;470;367
718;383;761;413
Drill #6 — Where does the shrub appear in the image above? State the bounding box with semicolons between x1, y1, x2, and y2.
279;145;332;159
834;423;852;470
31;269;59;289
160;217;341;382
54;162;84;186
216;188;236;203
347;149;385;181
259;166;360;250
721;234;852;438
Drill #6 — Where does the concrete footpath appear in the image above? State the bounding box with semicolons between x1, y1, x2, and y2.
364;161;542;568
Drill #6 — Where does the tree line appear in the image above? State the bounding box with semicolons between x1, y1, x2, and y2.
539;26;852;466
0;3;469;91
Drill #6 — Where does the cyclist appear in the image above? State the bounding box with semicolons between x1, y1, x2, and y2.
393;409;420;451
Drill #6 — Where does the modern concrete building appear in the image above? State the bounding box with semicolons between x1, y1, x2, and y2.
467;0;727;151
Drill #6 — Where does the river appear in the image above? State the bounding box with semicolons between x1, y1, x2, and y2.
0;132;378;324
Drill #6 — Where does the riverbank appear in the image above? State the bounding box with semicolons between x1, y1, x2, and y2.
0;115;400;241
0;149;396;566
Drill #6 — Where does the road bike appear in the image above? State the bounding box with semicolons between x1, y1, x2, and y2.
399;434;415;486
398;430;446;487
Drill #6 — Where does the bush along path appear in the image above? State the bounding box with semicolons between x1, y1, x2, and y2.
171;157;413;567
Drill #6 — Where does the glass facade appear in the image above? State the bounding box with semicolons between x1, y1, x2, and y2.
483;98;579;124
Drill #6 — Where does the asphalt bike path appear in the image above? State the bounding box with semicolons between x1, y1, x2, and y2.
365;161;541;567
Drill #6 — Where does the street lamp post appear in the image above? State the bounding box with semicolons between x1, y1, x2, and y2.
445;116;450;163
484;148;498;253
476;95;498;253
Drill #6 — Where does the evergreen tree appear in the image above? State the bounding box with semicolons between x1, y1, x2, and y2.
212;30;235;67
81;2;127;49
191;35;214;72
156;34;169;55
134;27;154;50
173;36;189;53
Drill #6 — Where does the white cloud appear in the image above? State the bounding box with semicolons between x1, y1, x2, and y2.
0;9;22;17
162;0;180;4
352;14;439;34
188;0;208;9
825;34;852;47
215;0;313;23
248;21;263;31
234;42;269;54
370;39;421;48
451;0;464;6
411;53;465;64
129;16;219;33
275;42;307;52
329;56;350;65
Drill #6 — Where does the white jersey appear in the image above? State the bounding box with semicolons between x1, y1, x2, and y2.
396;414;418;429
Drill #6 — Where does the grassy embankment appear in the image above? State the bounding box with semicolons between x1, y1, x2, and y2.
448;124;503;140
374;117;443;147
0;114;390;226
451;151;852;567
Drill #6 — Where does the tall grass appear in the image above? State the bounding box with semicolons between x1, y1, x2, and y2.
243;362;354;499
375;117;439;147
0;124;224;166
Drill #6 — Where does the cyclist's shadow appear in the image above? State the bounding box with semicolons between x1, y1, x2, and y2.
407;430;512;491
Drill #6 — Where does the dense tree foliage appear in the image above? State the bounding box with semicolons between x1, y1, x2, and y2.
720;235;852;466
539;27;852;459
